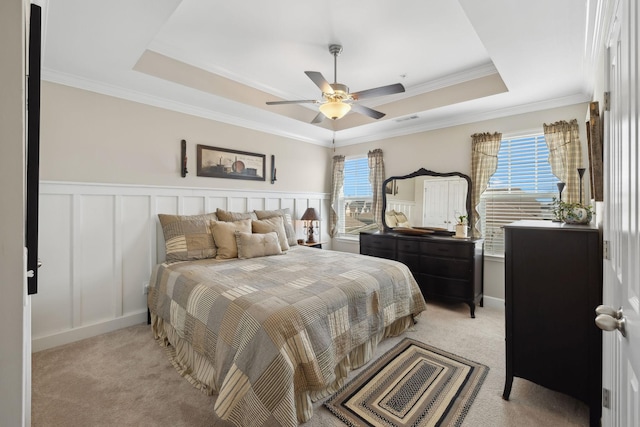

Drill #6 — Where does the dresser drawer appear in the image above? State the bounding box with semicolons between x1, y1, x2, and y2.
421;256;471;279
360;234;395;249
365;247;396;259
397;251;420;271
397;238;420;253
421;241;472;258
421;275;471;299
360;234;396;259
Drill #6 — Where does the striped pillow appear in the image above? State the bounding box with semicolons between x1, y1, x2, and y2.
158;213;218;263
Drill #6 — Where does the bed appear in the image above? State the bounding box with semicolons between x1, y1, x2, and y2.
148;209;427;427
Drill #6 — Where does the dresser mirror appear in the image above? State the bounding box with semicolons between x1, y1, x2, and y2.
381;168;473;232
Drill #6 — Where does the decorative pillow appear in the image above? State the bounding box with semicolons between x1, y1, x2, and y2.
210;219;252;259
158;213;218;263
216;208;258;222
252;216;290;251
235;231;282;259
395;211;409;225
254;208;297;246
397;221;412;228
385;210;398;227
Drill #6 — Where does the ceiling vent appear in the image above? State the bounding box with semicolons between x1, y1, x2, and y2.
395;115;419;123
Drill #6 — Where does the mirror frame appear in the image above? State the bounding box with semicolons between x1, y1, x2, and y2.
381;168;473;232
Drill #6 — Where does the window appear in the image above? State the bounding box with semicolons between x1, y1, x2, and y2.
338;157;377;237
479;133;559;255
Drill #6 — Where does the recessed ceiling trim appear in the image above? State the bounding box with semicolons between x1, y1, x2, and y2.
334;93;591;147
148;39;499;104
41;68;333;147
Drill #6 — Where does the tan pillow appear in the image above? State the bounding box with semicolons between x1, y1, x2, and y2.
385;210;398;227
254;208;297;246
216;208;257;222
252;216;290;251
210;219;252;259
395;211;409;225
158;213;218;263
235;231;282;259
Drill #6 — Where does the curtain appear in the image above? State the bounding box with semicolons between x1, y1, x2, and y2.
471;132;502;237
368;149;385;231
329;155;345;237
543;119;584;203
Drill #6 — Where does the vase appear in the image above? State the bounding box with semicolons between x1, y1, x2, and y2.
563;205;592;224
455;223;468;238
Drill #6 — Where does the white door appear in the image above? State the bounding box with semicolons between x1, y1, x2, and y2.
423;179;450;229
599;0;640;425
423;178;468;231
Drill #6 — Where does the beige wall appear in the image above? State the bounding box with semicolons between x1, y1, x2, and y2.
40;82;331;192
336;103;591;181
334;102;591;302
0;0;28;425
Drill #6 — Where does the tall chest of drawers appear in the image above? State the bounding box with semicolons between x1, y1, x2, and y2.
503;220;602;426
359;231;484;317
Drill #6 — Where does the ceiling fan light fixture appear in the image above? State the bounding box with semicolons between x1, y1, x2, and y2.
319;101;351;120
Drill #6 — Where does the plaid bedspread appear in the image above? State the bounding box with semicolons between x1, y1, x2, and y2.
148;246;426;426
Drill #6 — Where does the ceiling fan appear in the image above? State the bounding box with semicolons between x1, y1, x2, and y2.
266;44;405;123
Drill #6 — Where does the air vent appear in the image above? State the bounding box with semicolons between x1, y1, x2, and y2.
395;115;419;123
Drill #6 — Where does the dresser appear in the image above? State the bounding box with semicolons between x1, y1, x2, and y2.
503;220;602;427
359;231;484;317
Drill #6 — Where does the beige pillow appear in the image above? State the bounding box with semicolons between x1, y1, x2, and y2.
210;219;252;259
254;208;297;246
252;216;290;251
385;210;398;227
216;208;257;222
158;213;218;263
235;231;282;259
395;211;409;225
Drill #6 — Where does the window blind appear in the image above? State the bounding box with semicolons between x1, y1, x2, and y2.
339;157;375;236
480;134;559;255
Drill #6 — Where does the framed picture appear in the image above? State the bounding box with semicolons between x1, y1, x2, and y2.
587;101;603;201
385;179;398;195
197;144;266;181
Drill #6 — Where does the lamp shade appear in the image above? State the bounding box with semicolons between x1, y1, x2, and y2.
301;207;320;221
319;101;351;120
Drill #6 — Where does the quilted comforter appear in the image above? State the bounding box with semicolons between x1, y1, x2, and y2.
148;246;426;426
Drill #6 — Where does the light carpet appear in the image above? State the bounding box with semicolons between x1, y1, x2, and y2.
324;338;488;427
32;301;590;426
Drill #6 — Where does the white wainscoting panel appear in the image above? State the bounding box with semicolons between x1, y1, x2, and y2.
32;181;329;352
386;200;416;224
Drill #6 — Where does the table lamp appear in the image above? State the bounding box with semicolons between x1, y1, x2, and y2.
301;208;320;244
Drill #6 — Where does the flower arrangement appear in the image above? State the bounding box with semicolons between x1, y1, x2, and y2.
457;214;468;225
552;198;594;224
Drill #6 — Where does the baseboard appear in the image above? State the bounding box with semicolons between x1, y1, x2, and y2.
31;311;148;352
482;295;505;310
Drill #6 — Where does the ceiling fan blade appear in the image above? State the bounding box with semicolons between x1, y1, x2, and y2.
304;71;334;94
351;103;386;120
351;83;405;100
266;100;317;105
311;112;325;124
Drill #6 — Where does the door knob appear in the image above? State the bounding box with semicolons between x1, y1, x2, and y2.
595;305;626;337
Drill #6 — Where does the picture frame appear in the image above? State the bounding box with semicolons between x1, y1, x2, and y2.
197;144;266;181
587;101;603;201
385;179;398;195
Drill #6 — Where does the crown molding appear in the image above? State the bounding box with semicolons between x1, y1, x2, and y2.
333;93;591;147
41;68;589;150
42;68;333;146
